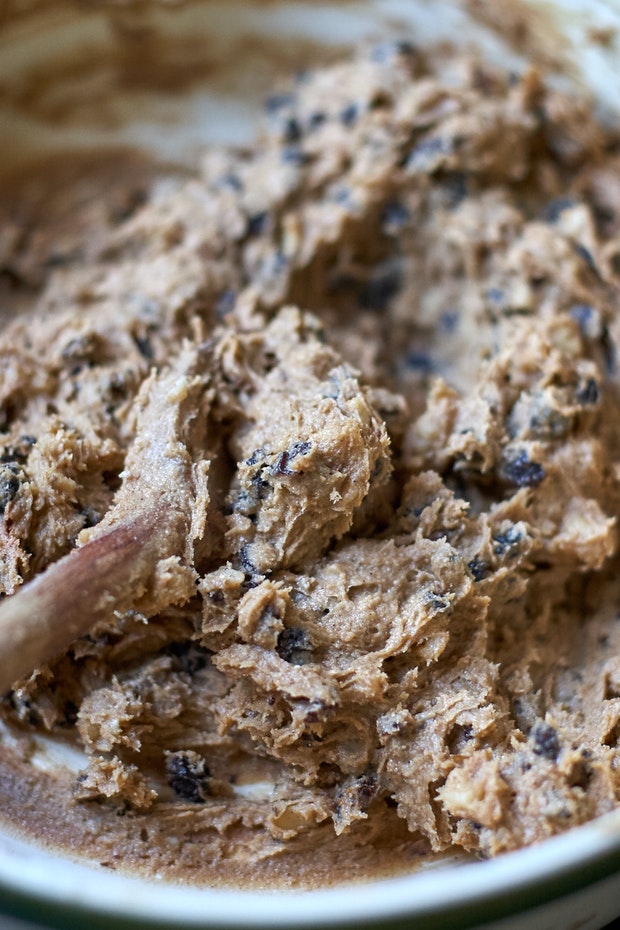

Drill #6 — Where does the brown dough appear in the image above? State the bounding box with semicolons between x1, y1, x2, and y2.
1;42;620;887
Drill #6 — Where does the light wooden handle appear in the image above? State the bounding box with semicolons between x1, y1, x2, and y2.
0;514;152;695
0;346;208;695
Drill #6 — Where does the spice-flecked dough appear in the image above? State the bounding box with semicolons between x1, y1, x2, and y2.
0;42;620;888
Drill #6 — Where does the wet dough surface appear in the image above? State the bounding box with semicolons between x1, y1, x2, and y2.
2;43;620;887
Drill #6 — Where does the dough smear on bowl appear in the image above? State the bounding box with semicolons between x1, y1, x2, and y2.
1;42;620;888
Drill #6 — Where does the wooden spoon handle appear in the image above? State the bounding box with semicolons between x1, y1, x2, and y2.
0;345;210;696
0;514;152;695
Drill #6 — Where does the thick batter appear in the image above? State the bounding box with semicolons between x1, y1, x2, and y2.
1;43;620;887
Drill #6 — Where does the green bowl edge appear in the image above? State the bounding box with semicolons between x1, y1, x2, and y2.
1;842;620;930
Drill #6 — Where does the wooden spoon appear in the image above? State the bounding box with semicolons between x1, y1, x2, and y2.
0;345;210;696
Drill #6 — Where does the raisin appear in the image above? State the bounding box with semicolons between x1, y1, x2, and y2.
575;378;599;405
503;450;545;487
531;721;561;761
282;117;302;143
264;92;296;113
308;111;327;130
239;545;258;575
272;441;312;476
427;593;450;612
339;103;359;127
405;350;433;374
360;261;402;310
246;211;268;237
251;468;269;494
239;543;263;590
468;558;488;581
166;751;211;803
276;627;313;665
440;310;459;332
132;333;154;360
245;448;265;467
0;463;21;514
381;200;410;234
493;525;522;556
0;447;26;465
442;171;468;208
233;487;260;519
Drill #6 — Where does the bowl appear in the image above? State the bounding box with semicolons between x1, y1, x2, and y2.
2;2;620;928
1;807;620;929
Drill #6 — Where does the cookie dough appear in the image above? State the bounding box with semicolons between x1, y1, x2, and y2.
1;42;620;888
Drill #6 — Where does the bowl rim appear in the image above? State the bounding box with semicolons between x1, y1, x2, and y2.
1;808;620;929
2;3;620;929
